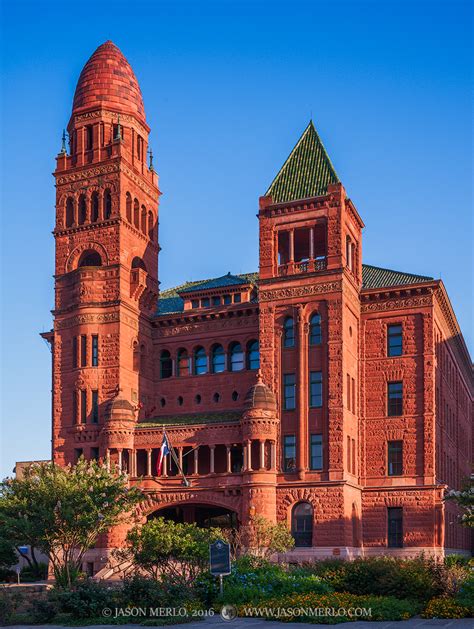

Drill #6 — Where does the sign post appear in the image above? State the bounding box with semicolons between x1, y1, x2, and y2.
209;540;231;596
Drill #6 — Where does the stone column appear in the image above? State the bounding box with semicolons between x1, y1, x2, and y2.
210;446;215;474
309;227;315;260
270;441;276;470
146;449;152;477
289;230;295;262
226;446;232;473
105;449;110;472
178;447;183;472
260;440;266;470
117;449;123;473
193;447;199;475
246;440;252;471
243;444;248;471
162;453;168;477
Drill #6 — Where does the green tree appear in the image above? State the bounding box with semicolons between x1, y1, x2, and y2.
223;515;295;559
0;459;142;587
445;474;474;528
117;517;221;586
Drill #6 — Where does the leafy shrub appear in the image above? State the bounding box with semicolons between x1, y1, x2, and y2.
237;592;419;623
216;557;331;604
303;556;444;602
456;575;474;614
0;591;14;625
30;598;58;623
422;596;470;619
121;575;194;608
20;562;48;582
50;580;118;619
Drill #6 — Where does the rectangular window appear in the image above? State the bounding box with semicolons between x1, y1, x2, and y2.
92;335;99;367
388;381;403;416
283;374;296;410
388;440;403;476
80;335;87;367
347;373;351;411
310;434;323;470
309;371;322;408
387;507;403;547
347;435;351;471
283;435;296;472
212;296;220;306
351;377;356;413
72;336;78;368
80;389;87;424
74;448;83;463
72;390;78;424
91;390;99;424
85;125;93;150
201;297;210;308
223;294;231;305
352;438;356;475
191;299;199;309
90;447;99;461
233;293;241;303
388;324;403;357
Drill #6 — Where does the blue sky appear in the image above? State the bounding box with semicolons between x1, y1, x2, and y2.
0;0;472;478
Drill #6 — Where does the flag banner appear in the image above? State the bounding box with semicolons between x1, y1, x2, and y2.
157;431;170;475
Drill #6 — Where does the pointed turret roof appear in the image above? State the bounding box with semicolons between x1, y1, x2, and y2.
265;121;339;203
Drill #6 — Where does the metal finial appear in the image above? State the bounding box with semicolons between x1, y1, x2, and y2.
60;129;67;154
148;148;154;171
114;114;122;141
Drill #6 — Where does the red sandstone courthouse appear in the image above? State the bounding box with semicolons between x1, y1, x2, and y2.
43;41;473;573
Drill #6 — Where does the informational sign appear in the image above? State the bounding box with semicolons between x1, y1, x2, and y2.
209;540;231;576
18;546;29;555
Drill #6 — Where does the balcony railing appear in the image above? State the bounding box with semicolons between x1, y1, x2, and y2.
278;257;327;276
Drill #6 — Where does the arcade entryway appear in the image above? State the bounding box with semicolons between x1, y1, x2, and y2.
149;504;238;529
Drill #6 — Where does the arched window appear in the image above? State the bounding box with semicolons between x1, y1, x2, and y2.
126;192;132;223
177;348;190;376
65;197;74;227
160;350;172;379
78;194;87;225
104;189;112;219
91;192;99;222
148;211;154;240
78;250;102;268
291;502;313;547
309;313;322;345
246;340;259;370
194;346;207;375
141;206;147;234
133;199;139;228
131;257;147;271
229;342;244;372
211;344;225;373
283;317;295;348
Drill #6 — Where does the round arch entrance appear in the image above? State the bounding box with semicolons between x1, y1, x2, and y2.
149;504;239;529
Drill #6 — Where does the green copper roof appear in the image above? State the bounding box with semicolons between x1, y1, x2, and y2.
179;272;252;294
361;264;433;290
156;266;433;317
265;121;340;203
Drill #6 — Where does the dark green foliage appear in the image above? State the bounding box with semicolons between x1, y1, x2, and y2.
30;598;58;623
49;580;118;619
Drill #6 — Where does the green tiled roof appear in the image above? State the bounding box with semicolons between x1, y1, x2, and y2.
137;411;241;427
156;266;434;317
179;273;253;294
265;121;339;203
362;264;433;290
157;272;258;315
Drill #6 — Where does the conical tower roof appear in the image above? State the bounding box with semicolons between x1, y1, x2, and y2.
265;120;339;203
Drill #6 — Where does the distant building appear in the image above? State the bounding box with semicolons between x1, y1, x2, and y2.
42;41;473;573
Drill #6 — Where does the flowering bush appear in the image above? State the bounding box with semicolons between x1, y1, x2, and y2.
237;592;419;623
422;596;471;619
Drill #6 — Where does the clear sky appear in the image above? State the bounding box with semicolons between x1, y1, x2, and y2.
0;0;472;478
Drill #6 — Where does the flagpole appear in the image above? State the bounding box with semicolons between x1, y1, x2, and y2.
164;429;191;487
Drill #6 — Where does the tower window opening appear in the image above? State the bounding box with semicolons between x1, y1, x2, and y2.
141;205;147;234
148;211;154;239
131;257;147;271
85;125;93;150
65;197;74;227
309;313;322;345
91;192;99;222
78;194;87;225
211;344;225;373
177;348;190;376
78;250;102;268
104;189;112;219
229;342;244;372
194;346;207;375
246;340;259;370
133;198;139;228
126;192;132;223
283;317;295;348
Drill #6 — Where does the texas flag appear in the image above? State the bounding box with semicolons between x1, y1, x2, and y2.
157;431;170;475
